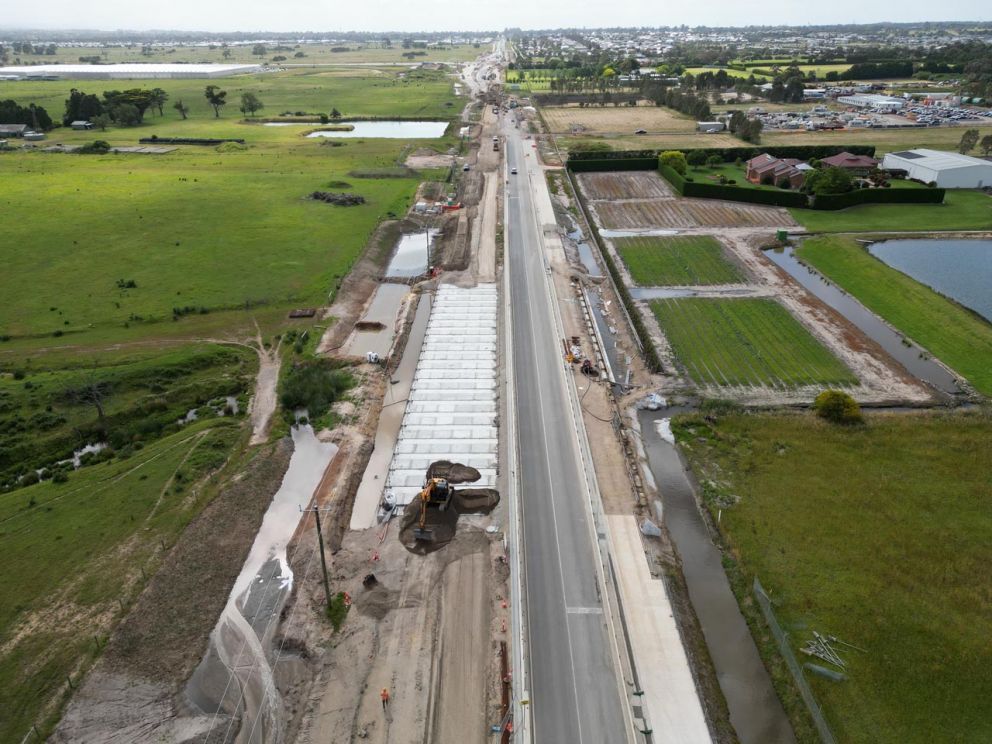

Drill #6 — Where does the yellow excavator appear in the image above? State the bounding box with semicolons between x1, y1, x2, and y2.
413;477;453;542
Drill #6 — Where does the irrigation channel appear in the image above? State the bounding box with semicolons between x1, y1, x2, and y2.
186;426;337;744
764;246;962;395
638;407;797;744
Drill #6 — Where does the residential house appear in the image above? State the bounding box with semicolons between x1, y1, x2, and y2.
819;151;879;175
745;153;806;188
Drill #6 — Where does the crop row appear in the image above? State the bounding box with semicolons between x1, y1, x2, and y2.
650;298;858;388
616;235;743;286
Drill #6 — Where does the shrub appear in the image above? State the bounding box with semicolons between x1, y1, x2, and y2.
814;390;863;425
658;150;687;175
776;177;792;189
761;173;775;186
280;360;354;420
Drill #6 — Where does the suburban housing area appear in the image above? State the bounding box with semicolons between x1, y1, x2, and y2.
0;18;990;744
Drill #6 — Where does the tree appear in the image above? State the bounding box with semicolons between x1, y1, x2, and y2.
252;44;267;57
102;89;157;122
222;48;232;60
149;87;168;116
330;107;342;119
705;154;722;168
804;166;853;195
63;88;103;126
204;85;227;118
958;128;980;154
110;103;141;126
239;91;264;117
91;113;112;131
62;377;112;437
814;390;863;425
173;99;189;120
659;150;687;175
981;134;992;156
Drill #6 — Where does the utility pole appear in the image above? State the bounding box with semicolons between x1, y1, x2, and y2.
302;504;333;612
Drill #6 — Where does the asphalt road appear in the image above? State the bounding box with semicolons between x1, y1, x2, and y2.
504;124;629;743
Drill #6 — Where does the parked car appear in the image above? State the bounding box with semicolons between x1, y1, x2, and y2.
510;167;518;174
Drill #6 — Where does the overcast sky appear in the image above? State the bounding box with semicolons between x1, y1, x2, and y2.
1;0;988;34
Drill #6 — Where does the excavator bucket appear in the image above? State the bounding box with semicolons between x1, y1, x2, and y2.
412;527;436;542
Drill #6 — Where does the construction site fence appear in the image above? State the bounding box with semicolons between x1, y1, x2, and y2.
752;577;837;744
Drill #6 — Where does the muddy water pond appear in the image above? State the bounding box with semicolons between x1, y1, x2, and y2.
345;283;410;358
765;246;962;395
639;409;796;744
304;120;449;139
385;229;438;279
186;426;336;743
867;238;992;322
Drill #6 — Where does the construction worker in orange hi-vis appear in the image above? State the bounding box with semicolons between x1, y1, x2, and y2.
380;687;390;711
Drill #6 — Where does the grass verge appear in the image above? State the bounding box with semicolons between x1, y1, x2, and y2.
673;409;992;744
790;190;992;232
795;235;992;395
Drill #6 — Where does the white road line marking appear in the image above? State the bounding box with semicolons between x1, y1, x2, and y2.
566;607;604;615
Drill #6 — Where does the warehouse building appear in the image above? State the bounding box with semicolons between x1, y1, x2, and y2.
881;149;992;188
0;63;262;80
837;94;906;112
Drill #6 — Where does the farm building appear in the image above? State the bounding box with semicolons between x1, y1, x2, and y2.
697;121;725;133
881;149;992;188
837;94;906;112
0;63;262;80
0;123;27;137
70;120;94;130
820;151;879;174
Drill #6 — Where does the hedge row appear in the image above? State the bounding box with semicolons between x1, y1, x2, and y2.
810;186;945;209
567;157;659;172
568;144;876;167
568;149;659;161
566;171;664;374
659;164;809;207
139;137;246;145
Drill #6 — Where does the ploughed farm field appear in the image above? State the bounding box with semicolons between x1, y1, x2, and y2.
615;235;744;286
651;297;857;388
675;409;992;744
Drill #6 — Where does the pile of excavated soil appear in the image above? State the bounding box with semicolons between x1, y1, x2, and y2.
397;487;500;554
426;459;482;484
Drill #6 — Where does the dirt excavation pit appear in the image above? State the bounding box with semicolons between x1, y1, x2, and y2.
397;461;500;554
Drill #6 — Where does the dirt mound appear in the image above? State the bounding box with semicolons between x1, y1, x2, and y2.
426;460;481;484
310;191;366;206
354;583;401;620
355;320;387;331
397;487;500;554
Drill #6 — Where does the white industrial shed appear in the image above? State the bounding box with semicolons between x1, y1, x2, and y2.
0;63;262;80
881;149;992;188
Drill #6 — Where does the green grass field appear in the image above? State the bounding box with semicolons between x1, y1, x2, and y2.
0;67;459;123
675;410;992;744
15;43;484;67
792;189;992;232
0;68;462;344
795;236;992;395
0;418;242;738
650;298;856;387
615;235;744;286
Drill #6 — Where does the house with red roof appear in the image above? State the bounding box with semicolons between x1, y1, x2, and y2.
819;151;879;175
745;153;807;188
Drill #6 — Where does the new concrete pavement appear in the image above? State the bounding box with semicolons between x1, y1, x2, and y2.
504;122;631;743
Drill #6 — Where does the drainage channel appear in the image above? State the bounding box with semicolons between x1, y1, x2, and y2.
638;408;797;744
765;246;961;395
